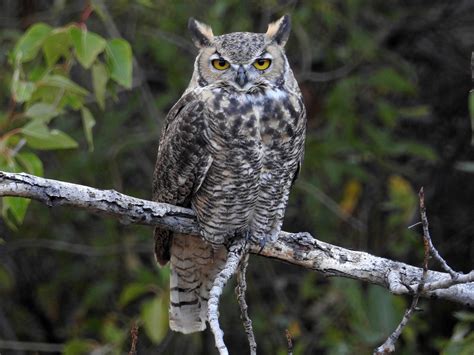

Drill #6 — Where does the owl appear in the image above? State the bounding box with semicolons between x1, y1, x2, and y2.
152;15;306;334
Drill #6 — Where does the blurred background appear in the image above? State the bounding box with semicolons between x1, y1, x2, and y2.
0;0;473;354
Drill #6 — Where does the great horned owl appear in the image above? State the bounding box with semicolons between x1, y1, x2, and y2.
153;15;306;334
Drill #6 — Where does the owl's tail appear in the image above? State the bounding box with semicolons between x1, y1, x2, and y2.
169;233;227;334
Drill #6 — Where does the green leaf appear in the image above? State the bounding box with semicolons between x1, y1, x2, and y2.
105;39;132;88
398;105;430;119
0;264;14;291
141;295;168;344
42;29;71;66
25;103;61;122
101;320;126;345
63;93;85;110
22;120;78;150
11;80;36;103
63;339;95;355
12;23;52;62
81;282;114;312
2;197;30;225
81;107;96;151
390;141;437;161
350;29;376;59
39;75;89;96
369;68;415;95
29;64;48;81
0;159;30;228
376;100;397;127
118;282;150;308
16;152;44;176
366;285;400;338
92;62;108;110
70;27;106;69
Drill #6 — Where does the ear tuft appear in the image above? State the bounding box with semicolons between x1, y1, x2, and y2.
265;15;291;47
188;18;214;48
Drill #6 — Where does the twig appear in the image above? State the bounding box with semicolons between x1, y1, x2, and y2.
236;251;257;355
0;340;64;353
129;322;139;355
0;171;472;307
374;293;422;354
78;0;93;27
407;221;422;229
374;187;462;354
297;61;359;83
208;238;248;355
296;181;366;232
374;187;444;354
422;271;474;291
419;187;458;278
286;329;294;355
3;239;150;256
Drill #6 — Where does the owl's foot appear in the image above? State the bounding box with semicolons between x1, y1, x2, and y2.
244;230;252;241
256;236;268;254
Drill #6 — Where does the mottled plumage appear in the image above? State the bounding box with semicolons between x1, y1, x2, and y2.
153;15;306;334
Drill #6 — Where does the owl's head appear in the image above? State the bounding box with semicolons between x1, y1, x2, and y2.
188;15;291;92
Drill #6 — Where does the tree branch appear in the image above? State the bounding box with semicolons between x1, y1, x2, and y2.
0;171;473;307
208;239;248;355
374;187;431;354
236;252;257;355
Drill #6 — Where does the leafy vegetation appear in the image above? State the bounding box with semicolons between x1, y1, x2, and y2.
2;18;132;230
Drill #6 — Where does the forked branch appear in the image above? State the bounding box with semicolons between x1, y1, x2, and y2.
0;171;473;307
1;171;473;353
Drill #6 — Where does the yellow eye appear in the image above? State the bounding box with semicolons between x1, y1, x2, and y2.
212;59;230;70
253;58;271;70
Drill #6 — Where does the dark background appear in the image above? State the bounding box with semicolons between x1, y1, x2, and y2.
0;0;473;354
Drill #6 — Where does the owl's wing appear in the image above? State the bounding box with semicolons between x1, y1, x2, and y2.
152;91;212;264
291;101;306;186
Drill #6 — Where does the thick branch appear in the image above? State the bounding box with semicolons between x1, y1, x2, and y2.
0;171;473;307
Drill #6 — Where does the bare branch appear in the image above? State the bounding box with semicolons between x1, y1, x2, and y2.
298;61;359;83
419;187;458;277
422;271;474;291
0;171;473;308
374;294;422;354
296;181;366;232
286;329;294;355
236;252;257;355
208;239;248;355
374;188;431;354
0;340;64;353
0;171;198;233
129;322;139;355
4;239;150;256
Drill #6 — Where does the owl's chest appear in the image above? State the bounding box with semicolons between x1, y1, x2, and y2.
208;89;302;147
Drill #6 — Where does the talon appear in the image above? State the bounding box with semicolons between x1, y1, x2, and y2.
245;230;252;241
257;237;267;254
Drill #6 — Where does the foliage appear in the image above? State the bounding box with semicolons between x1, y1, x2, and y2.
1;19;132;229
435;312;474;355
0;1;472;354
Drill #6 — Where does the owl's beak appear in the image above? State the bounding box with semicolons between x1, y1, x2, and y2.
235;66;248;88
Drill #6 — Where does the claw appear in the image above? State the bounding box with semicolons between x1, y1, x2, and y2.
257;236;267;254
245;230;252;241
